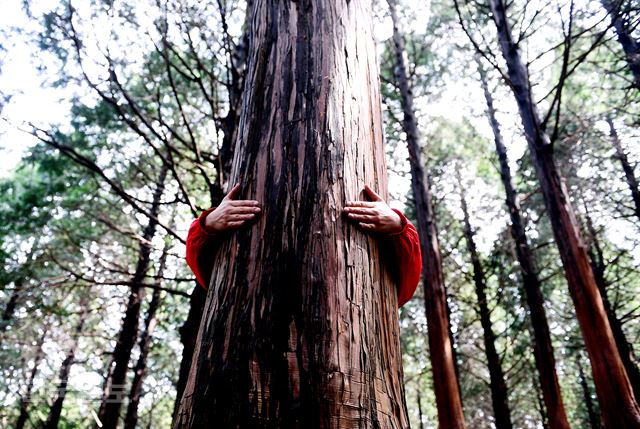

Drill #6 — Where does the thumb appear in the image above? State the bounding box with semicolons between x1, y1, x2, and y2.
364;185;383;202
224;183;241;200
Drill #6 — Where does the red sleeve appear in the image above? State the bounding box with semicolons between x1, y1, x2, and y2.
185;208;219;290
384;209;422;308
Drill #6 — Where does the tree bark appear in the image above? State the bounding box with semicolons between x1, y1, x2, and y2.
601;0;640;89
387;1;467;428
15;327;47;429
478;65;571;429
43;294;90;429
96;164;168;429
582;201;640;401
173;1;409;427
607;117;640;222
123;247;168;429
458;175;513;429
487;0;640;425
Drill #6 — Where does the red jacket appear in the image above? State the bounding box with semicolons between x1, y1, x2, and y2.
185;208;422;307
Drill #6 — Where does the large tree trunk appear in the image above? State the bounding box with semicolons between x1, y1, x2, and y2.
478;65;571;429
458;177;513;429
487;0;640;425
43;294;90;429
173;1;410;427
601;0;640;89
387;1;467;428
15;327;47;429
96;164;168;429
123;247;168;429
582;202;640;401
606;117;640;222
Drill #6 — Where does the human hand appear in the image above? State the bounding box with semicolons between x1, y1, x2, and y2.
204;184;261;234
343;185;403;234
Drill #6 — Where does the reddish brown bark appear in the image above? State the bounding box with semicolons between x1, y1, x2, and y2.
387;1;466;428
478;65;571;429
172;0;409;427
487;0;640;426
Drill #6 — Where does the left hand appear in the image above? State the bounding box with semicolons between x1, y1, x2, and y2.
343;185;403;234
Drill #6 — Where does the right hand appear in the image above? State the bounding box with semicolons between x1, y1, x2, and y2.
204;184;261;233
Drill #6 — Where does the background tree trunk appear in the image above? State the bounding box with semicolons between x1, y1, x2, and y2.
15;327;47;429
123;246;168;429
600;0;640;89
43;294;90;429
488;0;640;425
458;175;513;429
387;1;467;427
577;354;602;429
582;202;640;401
478;65;571;429
96;164;168;429
173;1;409;427
606;117;640;222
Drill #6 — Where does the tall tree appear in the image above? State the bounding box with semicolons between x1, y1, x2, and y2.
478;65;571;429
480;0;640;425
387;1;467;427
15;327;48;429
457;171;513;429
173;0;410;426
96;164;168;429
582;200;640;401
600;0;640;89
606;117;640;222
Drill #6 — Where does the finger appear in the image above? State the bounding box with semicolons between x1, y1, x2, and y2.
343;207;376;215
229;200;260;207
348;213;377;222
224;183;241;200
358;223;376;230
364;185;383;202
227;220;245;228
230;214;256;221
229;206;262;214
345;201;377;208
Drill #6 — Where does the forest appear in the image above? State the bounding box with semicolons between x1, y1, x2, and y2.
0;0;639;427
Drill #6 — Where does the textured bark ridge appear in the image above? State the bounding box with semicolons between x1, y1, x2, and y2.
173;1;409;427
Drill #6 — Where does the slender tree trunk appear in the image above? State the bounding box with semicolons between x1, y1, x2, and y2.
43;294;90;429
582;202;640;401
487;0;640;425
416;384;426;429
123;247;168;429
577;354;602;429
173;1;409;427
15;327;47;429
607;117;640;222
478;65;571;429
388;1;467;427
458;176;513;429
1;279;24;336
96;164;168;429
601;0;640;88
